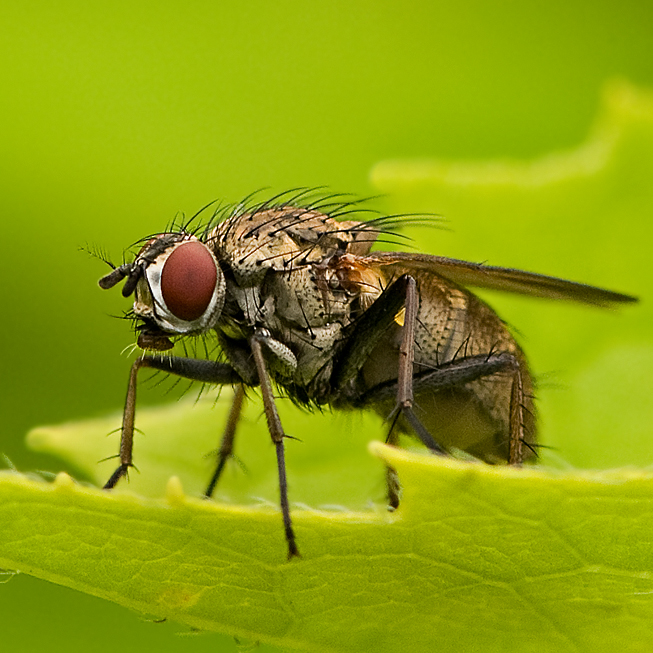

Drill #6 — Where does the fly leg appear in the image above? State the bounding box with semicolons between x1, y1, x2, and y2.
384;426;401;509
362;351;525;448
334;274;448;453
387;279;522;456
410;353;528;464
332;274;525;503
394;277;446;453
349;272;525;458
509;367;527;465
332;274;445;506
103;355;241;490
103;356;142;489
250;332;300;559
388;276;442;507
333;275;411;389
204;384;246;498
363;350;524;507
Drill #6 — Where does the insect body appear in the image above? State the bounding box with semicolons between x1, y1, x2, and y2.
99;194;636;558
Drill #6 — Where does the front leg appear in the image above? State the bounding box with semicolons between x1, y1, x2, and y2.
104;355;241;489
250;332;300;559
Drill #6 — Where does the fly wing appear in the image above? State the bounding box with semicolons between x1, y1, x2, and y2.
363;252;637;306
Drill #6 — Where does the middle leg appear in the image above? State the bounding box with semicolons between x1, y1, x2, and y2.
204;384;246;498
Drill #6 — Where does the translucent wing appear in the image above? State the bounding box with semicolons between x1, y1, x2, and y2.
364;252;637;306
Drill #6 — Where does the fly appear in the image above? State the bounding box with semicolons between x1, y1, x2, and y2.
98;191;637;559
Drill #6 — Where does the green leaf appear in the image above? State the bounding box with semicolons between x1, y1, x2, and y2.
2;446;653;653
3;79;653;652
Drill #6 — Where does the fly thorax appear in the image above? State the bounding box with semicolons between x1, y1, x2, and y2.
210;207;374;279
264;268;351;329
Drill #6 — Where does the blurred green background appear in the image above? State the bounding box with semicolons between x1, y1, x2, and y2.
1;1;652;651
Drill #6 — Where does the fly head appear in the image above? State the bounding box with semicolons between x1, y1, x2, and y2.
98;234;226;349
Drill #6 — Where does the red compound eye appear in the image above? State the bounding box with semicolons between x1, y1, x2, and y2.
160;241;217;321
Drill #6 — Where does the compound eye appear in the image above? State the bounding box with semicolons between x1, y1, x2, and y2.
160;241;218;321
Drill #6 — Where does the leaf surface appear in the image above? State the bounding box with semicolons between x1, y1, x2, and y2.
3;445;653;653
